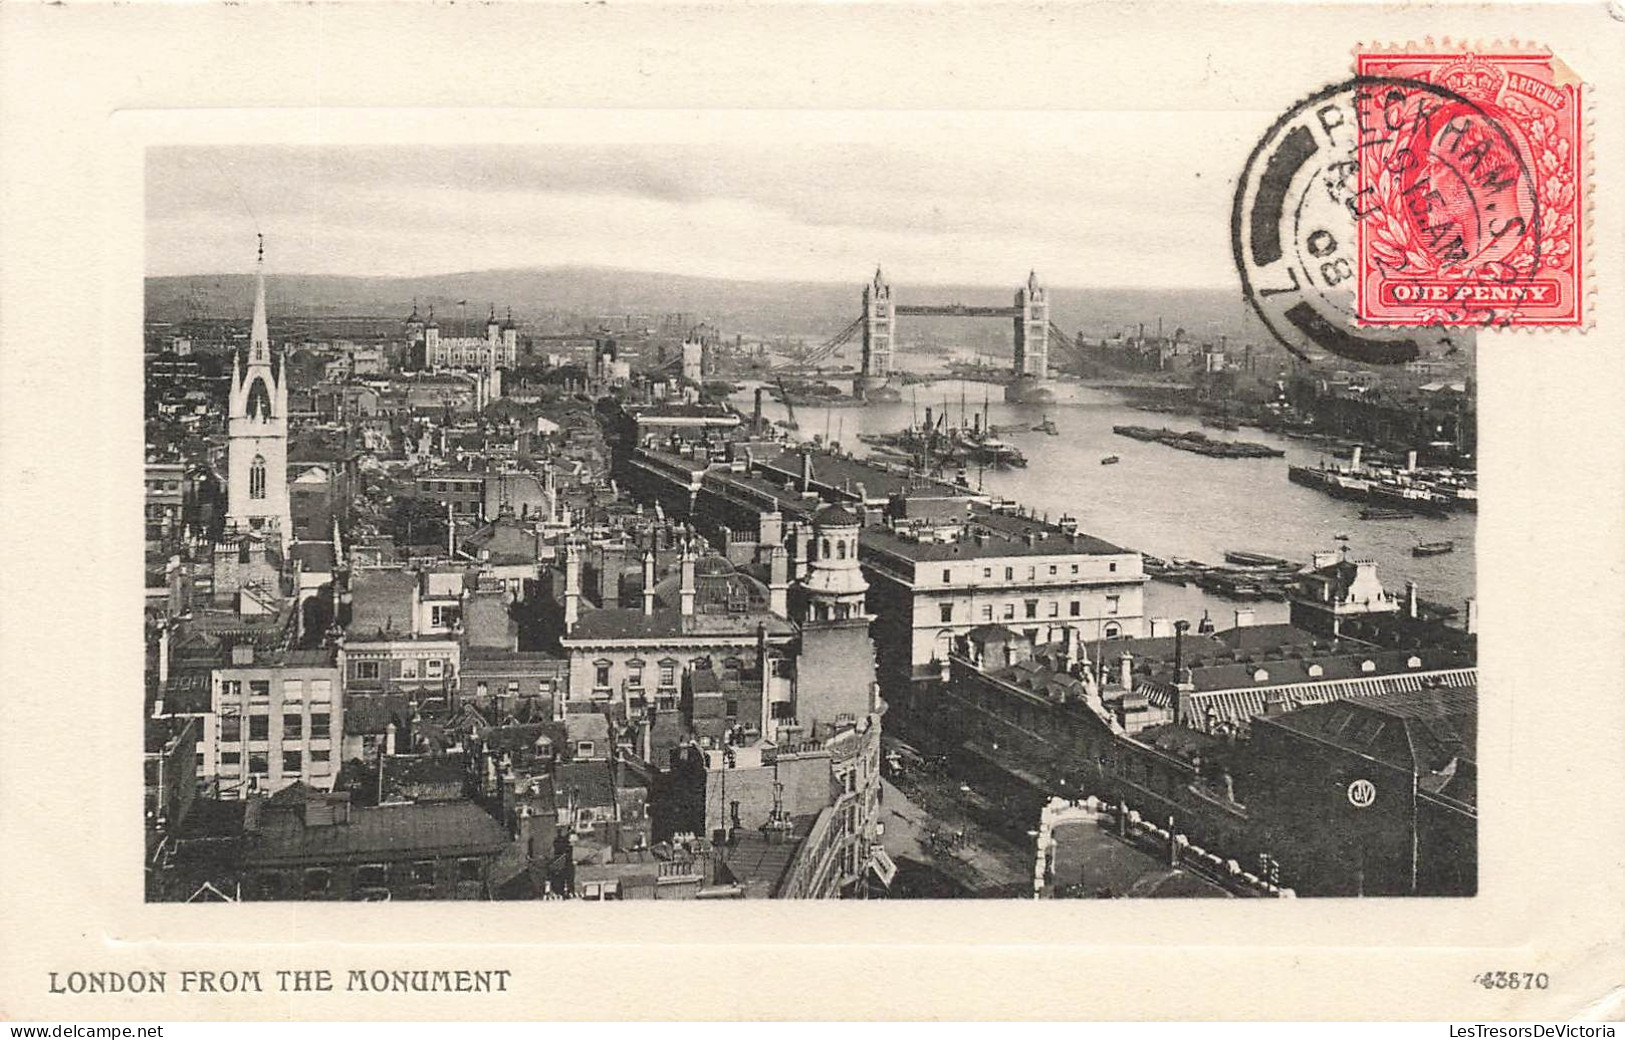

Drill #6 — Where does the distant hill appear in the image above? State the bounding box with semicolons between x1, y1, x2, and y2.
145;265;1275;346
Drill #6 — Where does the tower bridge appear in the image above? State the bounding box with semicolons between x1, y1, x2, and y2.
807;268;1065;402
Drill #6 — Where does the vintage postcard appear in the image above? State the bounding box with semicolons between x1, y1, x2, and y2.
1;0;1622;1024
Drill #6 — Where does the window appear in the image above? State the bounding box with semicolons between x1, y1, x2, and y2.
354;864;386;888
457;858;483;884
354;661;380;681
821;538;831;558
220;751;241;767
220;680;242;702
431;605;459;628
1103;623;1121;639
310;679;332;702
1027;566;1036;580
1106;595;1120;615
594;661;611;688
939;603;954;623
250;455;267;500
1048;601;1059;617
1024;600;1038;619
942;568;952;584
1069;601;1081;617
310;749;331;770
1071;564;1079;575
399;658;419;679
303;868;331;896
659;662;676;687
283;680;303;703
981;605;993;621
1003;603;1015;620
249;716;269;741
249;681;270;702
282;750;302;774
1109;562;1118;572
220;716;242;743
248;752;269;775
577;741;595;758
283;714;303;739
627;663;643;687
1049;565;1057;576
425;659;444;679
1004;567;1014;581
412;861;436;885
983;568;992;579
310;713;330;739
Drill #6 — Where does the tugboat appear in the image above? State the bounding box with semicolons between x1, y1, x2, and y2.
1031;414;1060;436
1100;455;1120;466
1412;540;1456;557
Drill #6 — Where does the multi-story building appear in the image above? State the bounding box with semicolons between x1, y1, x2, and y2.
203;643;344;800
860;490;1146;690
415;472;487;521
341;567;466;703
410;303;518;371
144;462;190;551
233;788;516;901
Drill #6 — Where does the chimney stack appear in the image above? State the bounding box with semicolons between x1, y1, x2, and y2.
1174;619;1189;681
792;524;810;580
1119;652;1134;691
768;545;789;618
679;545;697;617
1406;449;1418;473
759;508;783;548
642;551;657;615
1234;608;1256;628
1405;580;1419;618
753;387;765;428
157;622;171;686
385;720;398;757
800;450;813;492
1350;445;1363;471
517;804;534;858
563;546;581;634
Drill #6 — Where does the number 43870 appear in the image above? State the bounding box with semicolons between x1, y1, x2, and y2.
1473;972;1550;990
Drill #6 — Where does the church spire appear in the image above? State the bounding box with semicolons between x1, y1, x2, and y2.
250;234;269;362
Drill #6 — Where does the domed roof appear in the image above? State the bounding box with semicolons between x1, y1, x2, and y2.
813;503;861;528
694;552;735;577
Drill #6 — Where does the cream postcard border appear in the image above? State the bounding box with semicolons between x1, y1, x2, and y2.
1;1;1622;1021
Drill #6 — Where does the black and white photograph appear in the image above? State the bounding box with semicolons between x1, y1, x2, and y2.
143;136;1477;903
5;0;1625;1025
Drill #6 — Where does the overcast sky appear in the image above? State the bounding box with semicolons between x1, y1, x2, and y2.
147;122;1263;288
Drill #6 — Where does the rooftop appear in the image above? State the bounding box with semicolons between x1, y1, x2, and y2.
242;798;510;866
862;505;1128;562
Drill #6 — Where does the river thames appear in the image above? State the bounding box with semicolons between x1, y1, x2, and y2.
736;378;1476;630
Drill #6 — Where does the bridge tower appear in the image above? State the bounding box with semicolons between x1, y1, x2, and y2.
855;266;895;398
1007;270;1055;402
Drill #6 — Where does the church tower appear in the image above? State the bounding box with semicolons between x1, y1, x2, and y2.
226;236;291;552
798;503;870;623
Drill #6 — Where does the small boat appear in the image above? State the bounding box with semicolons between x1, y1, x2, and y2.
1412;540;1456;557
1100;455;1120;466
1224;550;1292;568
1360;507;1414;520
1334;532;1351;541
1031;415;1060;435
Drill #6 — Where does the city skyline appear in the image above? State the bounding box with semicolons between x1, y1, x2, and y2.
146;125;1263;289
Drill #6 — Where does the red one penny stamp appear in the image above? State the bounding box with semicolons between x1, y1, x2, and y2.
1354;48;1585;328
